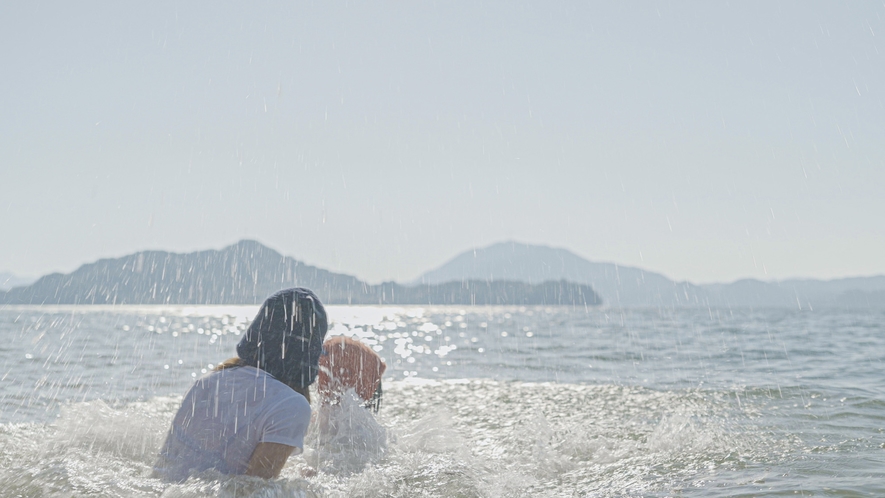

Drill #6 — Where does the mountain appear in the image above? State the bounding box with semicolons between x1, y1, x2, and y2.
3;240;880;308
0;240;363;305
416;241;705;306
0;241;599;307
702;276;885;308
416;241;885;308
0;272;36;291
372;280;600;307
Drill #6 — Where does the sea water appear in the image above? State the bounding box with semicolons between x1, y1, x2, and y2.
0;305;883;497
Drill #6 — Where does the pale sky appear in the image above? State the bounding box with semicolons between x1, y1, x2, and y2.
2;1;884;284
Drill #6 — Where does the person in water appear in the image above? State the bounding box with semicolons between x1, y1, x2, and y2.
153;288;328;482
302;335;387;475
316;336;386;412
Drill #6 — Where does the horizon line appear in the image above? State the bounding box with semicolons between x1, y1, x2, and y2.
3;238;884;289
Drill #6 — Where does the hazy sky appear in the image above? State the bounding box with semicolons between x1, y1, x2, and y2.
2;1;884;284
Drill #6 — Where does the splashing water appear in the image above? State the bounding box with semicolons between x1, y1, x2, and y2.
304;389;388;475
1;305;884;496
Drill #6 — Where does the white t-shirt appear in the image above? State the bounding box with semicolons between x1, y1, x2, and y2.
153;366;310;482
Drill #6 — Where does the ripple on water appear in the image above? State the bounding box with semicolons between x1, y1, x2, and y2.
2;306;884;496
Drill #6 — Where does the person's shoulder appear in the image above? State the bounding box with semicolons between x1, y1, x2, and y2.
216;366;308;409
246;371;308;405
210;365;280;393
265;384;310;418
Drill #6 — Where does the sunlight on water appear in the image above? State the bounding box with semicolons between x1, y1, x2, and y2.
1;305;884;496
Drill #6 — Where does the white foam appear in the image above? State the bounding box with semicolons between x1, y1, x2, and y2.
302;389;387;475
0;380;785;497
48;398;176;463
160;472;319;498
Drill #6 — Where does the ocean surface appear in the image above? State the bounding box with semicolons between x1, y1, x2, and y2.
0;304;883;497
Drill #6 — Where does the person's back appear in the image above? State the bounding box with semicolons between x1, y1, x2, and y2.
154;287;328;482
154;364;310;482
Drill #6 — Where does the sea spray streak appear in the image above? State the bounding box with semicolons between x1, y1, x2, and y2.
0;306;884;496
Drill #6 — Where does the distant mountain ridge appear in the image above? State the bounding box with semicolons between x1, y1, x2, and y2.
417;241;885;308
0;272;36;291
2;240;882;308
416;241;704;306
702;276;885;308
0;240;599;307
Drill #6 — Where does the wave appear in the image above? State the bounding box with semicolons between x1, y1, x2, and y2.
0;379;797;497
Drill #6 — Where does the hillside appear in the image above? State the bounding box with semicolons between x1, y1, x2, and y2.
416;241;885;308
0;241;600;307
416;241;705;306
702;276;885;308
3;240;881;308
0;240;363;305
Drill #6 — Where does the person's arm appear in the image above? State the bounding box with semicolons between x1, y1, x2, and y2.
245;442;296;479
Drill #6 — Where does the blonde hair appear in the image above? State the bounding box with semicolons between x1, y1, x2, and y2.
214;357;311;403
214;357;244;371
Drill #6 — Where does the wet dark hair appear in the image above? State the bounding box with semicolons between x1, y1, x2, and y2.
235;288;328;389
